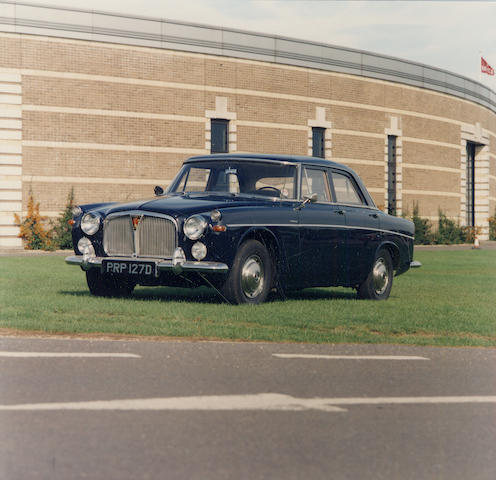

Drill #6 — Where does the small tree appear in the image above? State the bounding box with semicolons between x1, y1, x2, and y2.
436;210;467;244
52;188;75;249
489;209;496;241
13;191;54;250
411;202;432;245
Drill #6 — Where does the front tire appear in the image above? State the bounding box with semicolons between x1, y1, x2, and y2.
86;269;135;297
357;248;393;300
221;239;273;304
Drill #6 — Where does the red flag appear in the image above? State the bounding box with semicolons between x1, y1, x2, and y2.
481;57;494;76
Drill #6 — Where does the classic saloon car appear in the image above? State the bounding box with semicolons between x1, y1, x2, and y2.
66;153;415;304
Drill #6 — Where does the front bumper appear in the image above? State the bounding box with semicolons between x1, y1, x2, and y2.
65;255;229;274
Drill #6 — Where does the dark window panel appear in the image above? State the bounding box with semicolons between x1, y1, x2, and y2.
312;127;325;158
387;135;397;216
211;119;229;153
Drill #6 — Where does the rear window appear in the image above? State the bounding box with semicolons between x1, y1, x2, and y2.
331;171;364;205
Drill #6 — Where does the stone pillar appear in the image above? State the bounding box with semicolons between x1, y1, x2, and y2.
0;71;22;248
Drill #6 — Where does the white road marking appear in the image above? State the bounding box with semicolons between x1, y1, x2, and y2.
273;354;430;360
0;352;141;358
0;394;345;412
1;394;496;412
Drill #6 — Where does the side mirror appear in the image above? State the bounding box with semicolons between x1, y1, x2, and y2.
294;193;318;210
154;186;164;196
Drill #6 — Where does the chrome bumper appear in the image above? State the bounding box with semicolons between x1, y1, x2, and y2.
65;255;229;274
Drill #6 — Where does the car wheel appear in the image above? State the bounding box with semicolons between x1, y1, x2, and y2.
221;239;273;304
86;269;135;297
357;248;393;300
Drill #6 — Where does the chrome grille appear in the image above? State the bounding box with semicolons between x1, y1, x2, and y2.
104;216;134;256
104;214;176;258
138;216;176;258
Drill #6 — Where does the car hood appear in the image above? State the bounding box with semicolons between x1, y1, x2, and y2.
105;194;274;217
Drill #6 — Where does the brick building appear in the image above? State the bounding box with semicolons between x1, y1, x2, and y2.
0;1;495;247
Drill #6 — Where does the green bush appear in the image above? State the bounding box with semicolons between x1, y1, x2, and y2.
13;191;55;250
411;204;471;245
435;210;467;244
52;188;75;249
14;188;77;251
489;210;496;241
412;203;433;245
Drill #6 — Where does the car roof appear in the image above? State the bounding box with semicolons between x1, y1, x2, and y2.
185;153;355;173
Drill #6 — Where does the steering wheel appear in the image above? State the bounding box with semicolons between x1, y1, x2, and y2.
256;186;281;197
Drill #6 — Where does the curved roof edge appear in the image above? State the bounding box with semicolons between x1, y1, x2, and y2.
1;1;495;114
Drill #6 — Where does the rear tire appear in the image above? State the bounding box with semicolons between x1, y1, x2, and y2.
221;239;273;304
357;248;393;300
86;269;135;297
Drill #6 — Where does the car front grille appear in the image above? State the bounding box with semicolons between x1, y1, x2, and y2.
103;214;176;258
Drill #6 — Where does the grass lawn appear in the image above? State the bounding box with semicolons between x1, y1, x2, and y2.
1;250;495;346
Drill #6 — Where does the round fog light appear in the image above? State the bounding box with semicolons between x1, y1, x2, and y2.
77;237;95;256
191;242;207;261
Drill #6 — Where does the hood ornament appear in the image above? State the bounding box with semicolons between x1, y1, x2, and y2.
131;215;141;230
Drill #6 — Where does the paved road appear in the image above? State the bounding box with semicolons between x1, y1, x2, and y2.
0;337;495;480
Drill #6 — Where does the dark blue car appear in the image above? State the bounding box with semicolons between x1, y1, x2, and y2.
66;153;415;304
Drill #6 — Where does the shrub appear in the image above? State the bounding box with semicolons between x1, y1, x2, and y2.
411;203;433;245
52;188;75;249
489;210;496;241
435;210;467;244
410;205;475;245
13;191;54;250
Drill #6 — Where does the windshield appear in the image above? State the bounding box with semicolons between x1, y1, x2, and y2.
168;161;298;199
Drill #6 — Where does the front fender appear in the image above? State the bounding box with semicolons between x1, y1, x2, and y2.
236;226;289;276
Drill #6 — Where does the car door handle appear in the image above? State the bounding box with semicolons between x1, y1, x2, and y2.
335;210;345;215
369;213;379;218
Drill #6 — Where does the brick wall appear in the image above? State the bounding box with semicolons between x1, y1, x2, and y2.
0;32;495;246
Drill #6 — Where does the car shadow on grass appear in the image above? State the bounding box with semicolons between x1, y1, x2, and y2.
59;286;357;304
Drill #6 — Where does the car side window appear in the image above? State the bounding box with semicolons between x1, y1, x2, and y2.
331;171;364;205
301;167;331;202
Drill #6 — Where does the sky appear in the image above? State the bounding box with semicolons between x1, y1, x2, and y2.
16;0;496;88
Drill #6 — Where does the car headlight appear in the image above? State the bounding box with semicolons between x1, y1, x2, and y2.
72;206;83;217
210;209;222;222
81;212;101;235
183;215;207;240
77;237;95;256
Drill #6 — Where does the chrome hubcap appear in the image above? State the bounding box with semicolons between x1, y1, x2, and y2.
372;257;389;295
241;255;265;298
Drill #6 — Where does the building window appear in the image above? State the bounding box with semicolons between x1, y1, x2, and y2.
211;119;229;153
387;135;397;216
466;142;476;227
312;127;325;158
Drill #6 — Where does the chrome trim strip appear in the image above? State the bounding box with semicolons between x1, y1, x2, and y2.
226;223;415;240
105;210;178;227
65;256;229;273
184;158;299;167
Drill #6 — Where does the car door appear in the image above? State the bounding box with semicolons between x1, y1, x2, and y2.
329;169;381;286
297;166;346;287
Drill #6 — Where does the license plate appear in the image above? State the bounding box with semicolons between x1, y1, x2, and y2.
102;260;157;277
